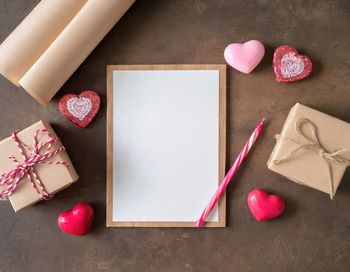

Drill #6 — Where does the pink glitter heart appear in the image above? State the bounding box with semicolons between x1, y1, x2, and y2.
273;45;312;82
67;97;92;121
59;90;100;128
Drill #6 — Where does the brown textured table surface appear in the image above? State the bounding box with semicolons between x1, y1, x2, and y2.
0;1;350;271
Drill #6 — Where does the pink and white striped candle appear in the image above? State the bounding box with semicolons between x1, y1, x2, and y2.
195;118;266;228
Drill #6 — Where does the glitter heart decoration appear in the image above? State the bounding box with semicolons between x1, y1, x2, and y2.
273;45;312;82
280;52;305;78
59;90;100;128
67;97;92;121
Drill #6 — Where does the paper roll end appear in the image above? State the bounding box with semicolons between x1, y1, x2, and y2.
19;79;50;107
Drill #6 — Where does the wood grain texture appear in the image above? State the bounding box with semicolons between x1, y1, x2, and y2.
106;64;226;227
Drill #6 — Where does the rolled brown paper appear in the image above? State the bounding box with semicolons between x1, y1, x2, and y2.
0;0;135;105
0;0;88;86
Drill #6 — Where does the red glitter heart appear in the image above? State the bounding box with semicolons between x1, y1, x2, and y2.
273;45;312;82
59;90;100;128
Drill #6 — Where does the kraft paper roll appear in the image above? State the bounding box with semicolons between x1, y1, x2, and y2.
0;0;135;105
0;0;87;86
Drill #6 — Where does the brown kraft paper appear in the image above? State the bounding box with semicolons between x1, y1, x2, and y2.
267;103;350;198
0;121;79;212
0;0;135;106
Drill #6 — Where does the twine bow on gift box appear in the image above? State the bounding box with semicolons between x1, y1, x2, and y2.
0;129;69;200
272;118;350;199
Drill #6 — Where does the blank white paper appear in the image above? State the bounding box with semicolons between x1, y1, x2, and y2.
113;70;219;222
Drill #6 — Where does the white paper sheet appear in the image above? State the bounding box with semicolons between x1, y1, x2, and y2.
113;70;220;222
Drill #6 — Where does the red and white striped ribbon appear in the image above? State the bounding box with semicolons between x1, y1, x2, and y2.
0;129;69;201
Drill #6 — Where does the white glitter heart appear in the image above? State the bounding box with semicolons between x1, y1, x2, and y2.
67;97;92;121
281;52;304;78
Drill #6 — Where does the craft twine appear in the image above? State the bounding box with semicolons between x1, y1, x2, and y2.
272;118;350;199
0;129;69;201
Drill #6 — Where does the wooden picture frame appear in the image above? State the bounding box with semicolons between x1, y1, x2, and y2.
107;64;226;227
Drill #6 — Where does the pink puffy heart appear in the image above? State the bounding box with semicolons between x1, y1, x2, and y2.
224;40;265;73
58;203;94;236
247;189;285;222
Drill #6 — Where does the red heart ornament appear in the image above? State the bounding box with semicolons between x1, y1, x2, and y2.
58;203;94;236
247;189;285;222
273;45;312;82
58;90;100;128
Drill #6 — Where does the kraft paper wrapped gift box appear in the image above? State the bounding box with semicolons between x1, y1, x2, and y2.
267;103;350;198
0;120;78;212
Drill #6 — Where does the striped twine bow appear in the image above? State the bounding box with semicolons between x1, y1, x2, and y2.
0;129;69;201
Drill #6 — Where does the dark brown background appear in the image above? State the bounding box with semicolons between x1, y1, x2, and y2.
0;1;349;271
